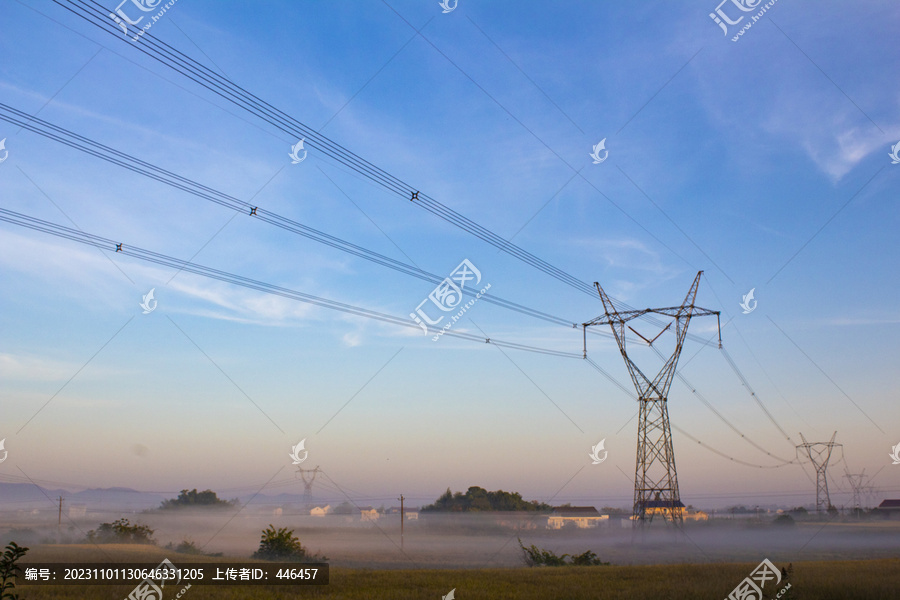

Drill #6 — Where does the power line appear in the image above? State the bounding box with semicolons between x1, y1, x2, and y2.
584;356;793;470
719;345;795;444
30;2;796;486
0;207;582;359
53;0;718;347
54;0;593;293
0;101;613;338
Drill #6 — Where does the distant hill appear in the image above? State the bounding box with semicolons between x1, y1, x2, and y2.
0;482;330;512
0;483;165;510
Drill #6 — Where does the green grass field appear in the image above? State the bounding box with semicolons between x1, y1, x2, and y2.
11;544;900;599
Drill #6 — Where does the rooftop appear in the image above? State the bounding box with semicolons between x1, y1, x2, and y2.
642;500;686;509
550;506;601;517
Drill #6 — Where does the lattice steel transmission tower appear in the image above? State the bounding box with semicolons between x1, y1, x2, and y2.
296;466;320;505
843;468;868;511
796;432;841;513
583;271;720;525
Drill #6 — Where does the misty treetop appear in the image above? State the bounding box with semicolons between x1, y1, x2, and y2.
86;519;155;544
421;486;552;512
159;488;238;510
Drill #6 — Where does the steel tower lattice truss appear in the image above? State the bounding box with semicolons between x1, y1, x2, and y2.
843;469;868;510
796;433;841;513
296;466;320;505
583;271;721;525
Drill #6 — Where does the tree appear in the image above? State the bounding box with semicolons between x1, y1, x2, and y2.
159;489;237;510
601;506;627;516
331;502;355;515
86;519;155;544
421;486;552;512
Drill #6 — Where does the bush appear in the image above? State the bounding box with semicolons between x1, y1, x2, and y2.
570;549;610;566
773;514;795;527
518;538;608;567
86;519;155;544
252;525;326;562
0;542;28;600
165;539;204;555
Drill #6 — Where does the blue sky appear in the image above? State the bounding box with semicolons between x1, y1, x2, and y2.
0;0;898;510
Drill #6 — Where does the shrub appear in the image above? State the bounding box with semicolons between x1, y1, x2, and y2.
0;542;28;600
86;519;155;544
252;525;326;562
773;514;795;527
165;539;204;555
570;549;610;566
518;538;609;567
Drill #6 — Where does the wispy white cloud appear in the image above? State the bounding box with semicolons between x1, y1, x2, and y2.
0;352;116;382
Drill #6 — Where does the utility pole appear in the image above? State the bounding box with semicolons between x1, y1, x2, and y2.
399;494;404;550
796;432;841;514
583;271;721;526
57;496;63;543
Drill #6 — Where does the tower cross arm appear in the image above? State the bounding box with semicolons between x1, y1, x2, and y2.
651;306;720;319
583;308;653;327
583;306;719;328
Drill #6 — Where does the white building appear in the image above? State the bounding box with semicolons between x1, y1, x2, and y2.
547;506;608;529
360;506;380;521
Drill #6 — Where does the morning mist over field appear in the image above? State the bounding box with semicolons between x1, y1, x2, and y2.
1;1;899;597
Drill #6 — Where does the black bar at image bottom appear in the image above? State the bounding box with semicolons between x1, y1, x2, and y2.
17;560;329;586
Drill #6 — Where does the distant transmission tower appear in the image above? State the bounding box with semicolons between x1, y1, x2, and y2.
843;468;868;511
796;432;841;513
583;271;721;525
295;466;320;505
